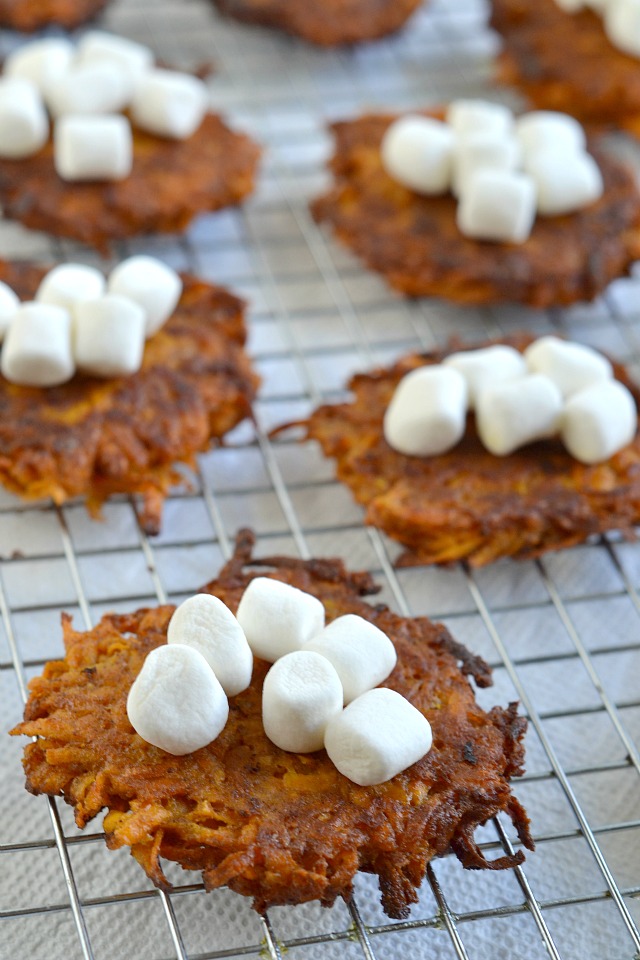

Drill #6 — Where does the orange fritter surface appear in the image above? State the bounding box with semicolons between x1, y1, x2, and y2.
0;261;258;534
303;338;640;567
0;115;260;251
312;113;640;307
0;0;108;30
11;529;532;919
211;0;423;45
491;0;640;130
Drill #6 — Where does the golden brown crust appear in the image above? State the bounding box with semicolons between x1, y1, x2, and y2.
0;114;260;252
491;0;640;130
302;336;640;567
0;0;108;31
11;529;532;919
211;0;423;45
311;112;640;307
0;261;258;534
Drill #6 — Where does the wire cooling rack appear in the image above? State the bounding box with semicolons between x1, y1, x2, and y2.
1;0;639;958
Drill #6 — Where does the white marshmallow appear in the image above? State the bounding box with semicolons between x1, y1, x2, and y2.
73;295;145;378
4;38;74;98
561;379;637;464
476;373;563;456
36;263;106;313
1;302;74;388
452;130;521;197
516;111;586;157
304;614;397;705
524;336;612;397
456;169;536;243
236;577;326;663
380;115;454;195
167;594;253;697
76;31;154;85
126;643;229;756
444;345;528;409
446;99;514;138
130;69;209;140
528;149;603;216
324;687;432;786
262;650;343;753
0;281;20;342
54;115;133;182
108;256;182;337
605;0;640;57
383;365;467;457
47;61;133;117
0;77;48;159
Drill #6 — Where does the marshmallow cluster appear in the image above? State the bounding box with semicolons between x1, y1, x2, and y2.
384;337;637;465
555;0;640;58
1;31;210;180
128;578;432;784
0;256;182;387
380;102;603;244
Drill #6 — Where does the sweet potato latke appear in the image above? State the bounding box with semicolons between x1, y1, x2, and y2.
211;0;423;46
302;337;640;567
491;0;640;131
0;0;107;30
311;112;640;306
0;261;258;534
0;115;260;251
11;529;532;918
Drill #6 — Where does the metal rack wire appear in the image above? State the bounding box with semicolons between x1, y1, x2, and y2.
0;0;639;957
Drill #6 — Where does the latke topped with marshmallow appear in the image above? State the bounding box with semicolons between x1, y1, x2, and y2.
11;529;531;919
0;260;258;534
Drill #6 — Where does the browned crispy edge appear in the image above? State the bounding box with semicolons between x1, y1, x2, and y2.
0;0;108;31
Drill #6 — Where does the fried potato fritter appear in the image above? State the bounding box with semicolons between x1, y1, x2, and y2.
11;530;532;919
0;0;108;30
211;0;423;46
491;0;640;130
301;338;640;567
0;115;260;251
311;113;640;307
0;261;258;534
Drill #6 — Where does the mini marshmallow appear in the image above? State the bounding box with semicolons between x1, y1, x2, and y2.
452;130;521;197
476;373;563;456
383;365;467;457
304;614;397;705
443;345;528;408
127;643;229;756
47;61;133;117
0;281;20;342
1;302;73;387
131;69;209;140
108;256;182;337
4;38;74;98
167;594;253;697
446;99;514;138
324;687;432;786
0;77;48;159
236;577;325;663
76;31;154;85
381;115;454;195
36;263;106;313
561;379;637;464
605;0;640;57
516;111;586;157
74;295;145;377
54;114;133;182
528;149;603;216
262;650;343;753
457;169;537;244
524;336;612;397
